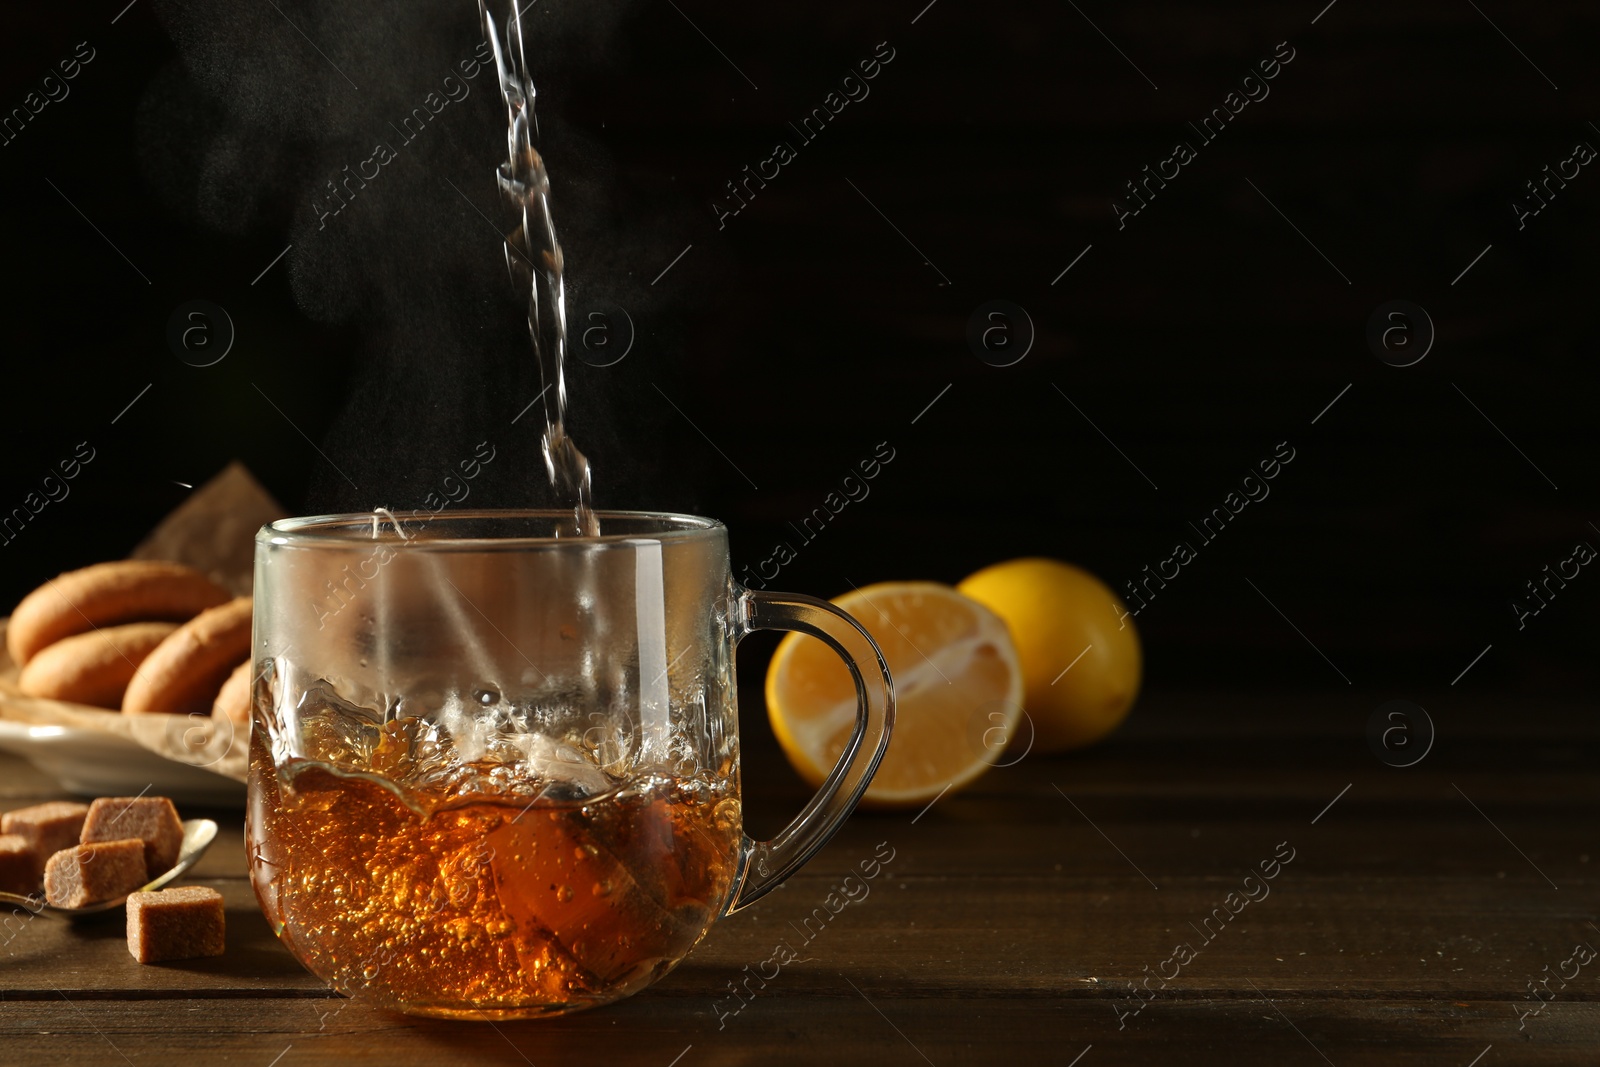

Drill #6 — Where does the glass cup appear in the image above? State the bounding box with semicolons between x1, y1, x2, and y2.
246;510;894;1019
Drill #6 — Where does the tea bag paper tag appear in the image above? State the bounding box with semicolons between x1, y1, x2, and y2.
629;539;671;764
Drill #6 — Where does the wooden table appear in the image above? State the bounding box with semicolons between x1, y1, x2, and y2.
3;688;1596;1065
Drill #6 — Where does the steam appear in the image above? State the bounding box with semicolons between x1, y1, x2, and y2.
138;0;700;513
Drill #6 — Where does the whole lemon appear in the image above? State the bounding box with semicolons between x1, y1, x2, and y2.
957;558;1140;752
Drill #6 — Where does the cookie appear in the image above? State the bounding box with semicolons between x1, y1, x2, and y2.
7;561;229;667
122;597;253;716
211;660;253;728
17;622;180;708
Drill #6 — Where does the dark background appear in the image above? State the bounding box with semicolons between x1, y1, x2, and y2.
1;0;1595;703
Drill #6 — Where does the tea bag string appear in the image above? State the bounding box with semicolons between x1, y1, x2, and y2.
370;509;501;708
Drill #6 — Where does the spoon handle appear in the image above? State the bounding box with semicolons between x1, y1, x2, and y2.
0;891;48;914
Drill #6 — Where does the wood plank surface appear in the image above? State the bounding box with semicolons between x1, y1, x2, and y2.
3;688;1596;1064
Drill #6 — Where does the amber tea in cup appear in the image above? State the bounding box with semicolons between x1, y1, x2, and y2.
248;510;893;1019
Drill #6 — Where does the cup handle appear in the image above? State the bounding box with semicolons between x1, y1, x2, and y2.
722;586;895;914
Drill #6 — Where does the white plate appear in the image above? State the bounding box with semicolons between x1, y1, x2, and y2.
0;719;245;806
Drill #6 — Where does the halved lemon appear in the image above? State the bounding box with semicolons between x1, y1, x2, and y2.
765;581;1024;808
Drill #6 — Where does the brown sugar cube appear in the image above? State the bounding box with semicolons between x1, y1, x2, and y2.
126;886;226;963
43;839;148;908
0;834;40;895
81;796;184;877
2;801;90;862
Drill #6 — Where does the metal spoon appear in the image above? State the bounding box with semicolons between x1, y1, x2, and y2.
0;818;219;918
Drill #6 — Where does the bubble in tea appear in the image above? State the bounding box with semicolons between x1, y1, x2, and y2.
248;687;741;1018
